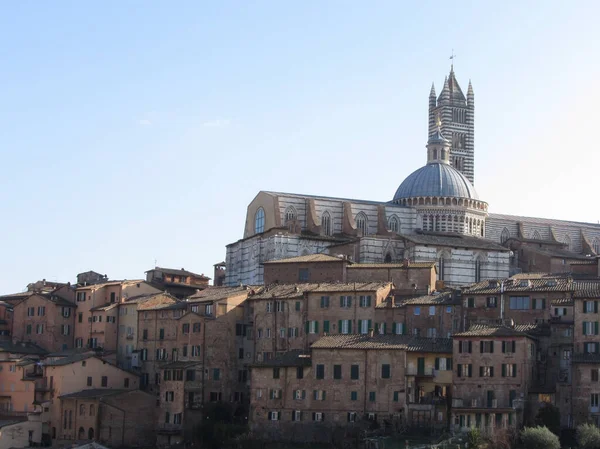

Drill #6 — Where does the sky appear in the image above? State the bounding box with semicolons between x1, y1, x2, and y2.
0;1;599;293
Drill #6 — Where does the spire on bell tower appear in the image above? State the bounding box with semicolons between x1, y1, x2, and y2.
426;114;451;165
428;83;437;137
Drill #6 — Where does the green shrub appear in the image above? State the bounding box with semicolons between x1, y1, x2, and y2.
534;403;560;435
466;428;482;448
520;426;560;449
577;423;600;449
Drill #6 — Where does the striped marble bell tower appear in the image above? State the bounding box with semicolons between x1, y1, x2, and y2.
428;65;475;184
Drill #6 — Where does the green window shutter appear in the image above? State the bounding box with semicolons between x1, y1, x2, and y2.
584;322;588;335
502;341;506;353
393;322;397;334
479;366;484;377
349;320;352;333
302;390;306;399
315;321;319;333
348;297;352;307
596;322;599;336
375;323;379;333
459;342;463;353
338;320;342;333
305;321;309;334
490;341;494;353
393;391;399;402
502;364;506;377
368;320;372;331
324;321;330;333
367;296;372;307
447;358;453;370
313;390;317;400
358;320;362;333
542;298;546;309
596;301;599;313
480;341;484;353
382;323;387;334
468;365;473;377
512;364;517;378
340;296;344;307
457;364;462;377
584;301;587;313
323;390;326;400
468;341;472;353
490;367;494;377
512;341;516;353
435;358;439;370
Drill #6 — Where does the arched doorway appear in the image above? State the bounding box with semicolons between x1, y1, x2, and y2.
78;427;85;440
88;428;94;440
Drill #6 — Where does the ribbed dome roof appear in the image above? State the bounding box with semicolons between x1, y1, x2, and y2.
393;163;478;201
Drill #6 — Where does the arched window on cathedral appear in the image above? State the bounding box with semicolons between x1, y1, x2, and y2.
474;255;483;282
356;212;368;235
532;230;541;240
433;149;438;160
384;253;392;263
422;215;428;231
284;206;296;223
254;208;265;234
438;251;450;281
321;211;332;236
441;149;446;160
593;238;600;255
388;215;399;233
501;228;510;244
563;234;572;251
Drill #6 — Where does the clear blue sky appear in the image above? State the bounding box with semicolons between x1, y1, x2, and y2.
1;1;598;293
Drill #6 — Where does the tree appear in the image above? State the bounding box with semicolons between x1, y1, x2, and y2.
577;423;600;449
534;403;561;435
520;426;560;449
466;428;482;448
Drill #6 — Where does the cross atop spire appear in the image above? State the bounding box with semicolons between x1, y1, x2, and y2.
449;49;456;72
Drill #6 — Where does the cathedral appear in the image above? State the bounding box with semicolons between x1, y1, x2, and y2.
224;67;600;286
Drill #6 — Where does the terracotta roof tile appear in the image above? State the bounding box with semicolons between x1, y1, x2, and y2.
453;324;540;338
249;282;392;300
311;334;452;353
573;282;600;299
187;286;256;302
136;293;180;310
145;267;209;279
348;261;436;269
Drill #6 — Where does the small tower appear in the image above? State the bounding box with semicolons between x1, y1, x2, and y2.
428;83;437;137
427;116;451;165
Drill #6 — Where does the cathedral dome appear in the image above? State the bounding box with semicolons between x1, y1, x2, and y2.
393;162;479;201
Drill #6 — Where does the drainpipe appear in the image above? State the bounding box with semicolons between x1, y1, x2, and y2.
363;350;368;415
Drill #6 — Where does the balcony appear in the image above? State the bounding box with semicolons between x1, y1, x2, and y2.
406;367;434;377
126;334;134;340
157;423;183;435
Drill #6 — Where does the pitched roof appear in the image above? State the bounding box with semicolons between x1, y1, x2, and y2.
453;324;537;338
311;334;452;353
186;286;255;303
462;275;573;295
401;232;508;251
43;353;95;366
249;282;392;300
90;302;119;312
397;291;459;306
527;246;593;261
0;341;47;356
159;361;202;369
573;282;600;299
250;349;311;368
136;293;181;310
146;267;209;279
263;254;346;264
58;388;127;399
488;212;600;230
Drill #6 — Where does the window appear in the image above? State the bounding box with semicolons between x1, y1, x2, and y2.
255;207;265;234
509;296;530;310
296;367;304;379
350;391;358;401
159;328;165;340
340;296;352;308
585;342;600;354
27;307;34;317
193;322;201;333
269;389;282;399
293;389;305;400
266;302;272;313
284;206;296;223
458;341;472;353
307;321;318;334
427;328;437;338
467;297;475;308
165;391;175;402
298;269;309;282
182;323;190;334
36;324;44;334
313;412;323;422
356;212;368;235
592;394;599;408
295;301;301;311
313;390;326;400
414;307;420;316
101;376;108;387
191;305;199;313
359;296;372;308
358;319;371;334
381;364;391;379
592;370;599;382
502;341;516;354
205;304;213;316
38;306;46;316
388;215;399;233
585;301;599;314
316;364;325;379
279;328;285;338
351;364;359;380
288;327;299;338
257;328;263;339
320;296;330;308
486;297;497;308
77;291;86;302
369;392;376;402
555;307;567;316
322;211;332;236
502;364;517;377
186;370;196;381
533;298;546;310
480;341;494;353
339;319;351;334
273;368;280;379
582;322;599;336
333;365;342;379
435;357;452;371
429;306;436;316
479;366;494;377
394;322;405;335
26;324;32;335
292;410;302;421
78;313;83;323
61;325;71;336
457;364;472;378
87;377;92;387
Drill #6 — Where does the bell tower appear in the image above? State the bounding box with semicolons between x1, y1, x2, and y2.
428;64;475;183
